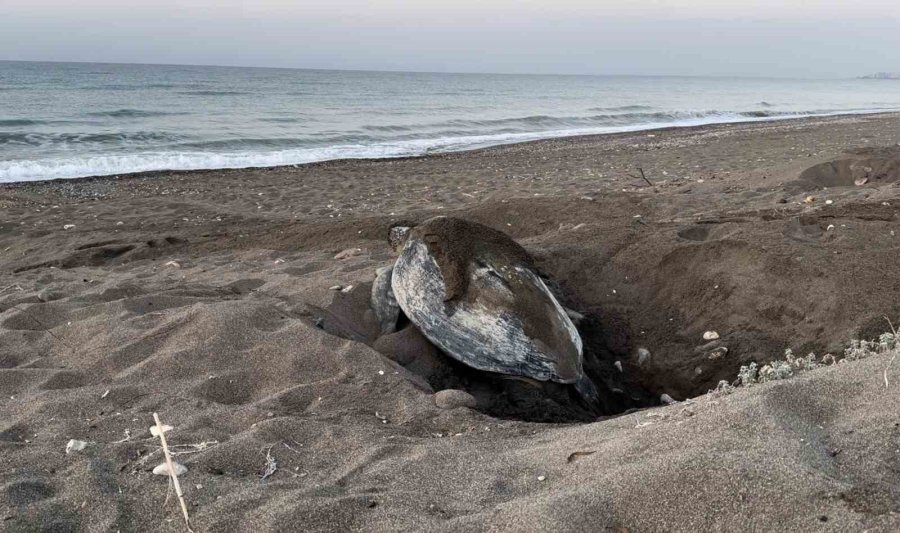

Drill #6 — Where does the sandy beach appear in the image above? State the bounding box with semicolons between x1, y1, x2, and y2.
2;112;900;531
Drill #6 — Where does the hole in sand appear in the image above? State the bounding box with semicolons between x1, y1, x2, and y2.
793;146;900;190
313;282;657;422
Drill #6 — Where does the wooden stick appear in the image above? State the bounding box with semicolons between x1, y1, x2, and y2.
638;167;653;187
153;413;193;533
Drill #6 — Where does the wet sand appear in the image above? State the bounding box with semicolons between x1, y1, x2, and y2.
2;112;900;531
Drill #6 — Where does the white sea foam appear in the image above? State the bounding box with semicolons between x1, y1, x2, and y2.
1;107;894;183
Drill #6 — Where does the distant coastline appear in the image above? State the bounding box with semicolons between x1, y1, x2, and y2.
860;72;900;80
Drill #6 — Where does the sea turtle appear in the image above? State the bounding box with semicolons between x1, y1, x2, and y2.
376;216;599;405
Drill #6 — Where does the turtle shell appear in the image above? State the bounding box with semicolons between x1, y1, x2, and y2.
391;217;584;384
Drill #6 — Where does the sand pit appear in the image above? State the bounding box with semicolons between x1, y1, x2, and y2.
2;114;900;531
794;146;900;190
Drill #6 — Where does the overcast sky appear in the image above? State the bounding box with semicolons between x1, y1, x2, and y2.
2;1;899;77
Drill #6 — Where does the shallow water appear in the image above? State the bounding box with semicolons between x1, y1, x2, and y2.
2;60;900;182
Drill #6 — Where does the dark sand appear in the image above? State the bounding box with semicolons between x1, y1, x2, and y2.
2;113;900;531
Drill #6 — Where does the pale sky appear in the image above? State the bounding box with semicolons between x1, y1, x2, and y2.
2;1;900;77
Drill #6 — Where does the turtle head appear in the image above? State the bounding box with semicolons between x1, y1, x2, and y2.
388;224;412;252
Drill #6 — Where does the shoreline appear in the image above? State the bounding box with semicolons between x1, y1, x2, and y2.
3;110;900;187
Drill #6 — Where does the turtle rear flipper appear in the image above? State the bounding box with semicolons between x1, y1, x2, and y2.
574;375;600;409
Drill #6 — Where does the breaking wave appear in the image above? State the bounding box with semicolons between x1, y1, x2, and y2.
4;105;896;183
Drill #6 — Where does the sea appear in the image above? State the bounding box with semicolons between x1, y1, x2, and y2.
2;60;900;183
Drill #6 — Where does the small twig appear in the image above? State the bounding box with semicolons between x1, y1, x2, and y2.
261;446;277;481
282;441;303;454
628;167;654;187
886;352;897;390
153;413;193;533
885;316;897;337
111;429;131;444
0;284;23;295
137;441;219;466
638;167;653;187
884;316;898;389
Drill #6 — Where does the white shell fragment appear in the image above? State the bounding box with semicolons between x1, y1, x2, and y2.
702;331;720;341
334;248;362;260
150;424;173;437
153;462;188;476
65;439;90;454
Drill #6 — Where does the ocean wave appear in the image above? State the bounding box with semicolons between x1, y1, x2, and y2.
0;106;859;182
0;131;182;147
587;105;655;112
85;109;186;118
0;119;49;127
3;106;899;182
78;84;143;91
362;124;415;132
178;90;248;96
258;117;307;124
364;109;812;134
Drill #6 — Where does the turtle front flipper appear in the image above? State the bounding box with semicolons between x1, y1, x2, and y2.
371;265;400;335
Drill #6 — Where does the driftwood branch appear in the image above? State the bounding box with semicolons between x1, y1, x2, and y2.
627;167;653;187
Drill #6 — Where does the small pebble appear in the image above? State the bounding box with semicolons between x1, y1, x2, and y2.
636;347;651;366
660;394;677;405
65;439;90;454
703;331;720;341
537;475;546;481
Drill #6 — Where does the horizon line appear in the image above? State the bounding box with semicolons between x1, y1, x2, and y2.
0;58;861;81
